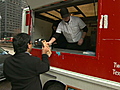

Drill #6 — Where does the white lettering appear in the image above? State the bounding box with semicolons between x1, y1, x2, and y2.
113;69;116;75
114;62;117;68
113;69;120;76
113;62;120;68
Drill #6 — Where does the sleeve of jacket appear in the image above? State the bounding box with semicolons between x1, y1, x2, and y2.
35;54;50;74
3;59;11;81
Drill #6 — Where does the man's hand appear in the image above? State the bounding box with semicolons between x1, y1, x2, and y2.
42;45;50;54
42;40;52;57
47;37;56;46
78;38;83;45
46;42;52;46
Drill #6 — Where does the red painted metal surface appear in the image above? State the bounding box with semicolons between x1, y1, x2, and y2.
26;11;31;26
26;10;32;35
31;0;120;83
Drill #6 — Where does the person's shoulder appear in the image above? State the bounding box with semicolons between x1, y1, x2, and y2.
71;16;80;20
30;56;42;64
29;55;40;60
18;53;40;61
24;55;40;64
59;21;64;25
71;16;84;23
4;55;12;63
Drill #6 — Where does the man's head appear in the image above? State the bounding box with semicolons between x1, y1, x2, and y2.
60;7;70;21
13;33;32;53
43;80;65;90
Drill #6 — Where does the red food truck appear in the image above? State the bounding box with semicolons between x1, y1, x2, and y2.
22;0;120;89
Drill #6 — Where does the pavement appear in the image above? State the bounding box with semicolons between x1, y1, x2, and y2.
0;43;13;47
0;80;11;90
0;43;14;55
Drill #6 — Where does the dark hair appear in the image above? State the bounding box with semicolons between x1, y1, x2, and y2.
13;33;31;53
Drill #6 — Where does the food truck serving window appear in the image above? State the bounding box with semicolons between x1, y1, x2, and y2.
33;0;98;56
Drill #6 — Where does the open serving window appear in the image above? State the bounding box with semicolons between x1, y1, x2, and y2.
32;0;98;56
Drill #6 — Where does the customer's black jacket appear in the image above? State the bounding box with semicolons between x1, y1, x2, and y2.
3;53;49;90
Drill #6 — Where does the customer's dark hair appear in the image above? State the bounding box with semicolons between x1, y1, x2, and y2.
13;33;31;53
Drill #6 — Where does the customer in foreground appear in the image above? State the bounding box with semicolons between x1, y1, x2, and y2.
3;33;50;90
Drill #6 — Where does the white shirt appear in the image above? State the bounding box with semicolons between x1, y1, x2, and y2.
56;16;86;43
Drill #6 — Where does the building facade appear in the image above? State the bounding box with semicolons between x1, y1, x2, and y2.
0;0;28;39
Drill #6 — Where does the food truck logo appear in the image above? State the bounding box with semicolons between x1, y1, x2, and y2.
113;62;120;76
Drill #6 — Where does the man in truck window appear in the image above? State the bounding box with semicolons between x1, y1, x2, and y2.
48;7;88;50
50;20;68;49
3;33;50;90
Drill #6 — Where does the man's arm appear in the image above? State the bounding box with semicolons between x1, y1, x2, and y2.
48;37;56;45
35;54;50;74
81;26;88;39
78;26;88;45
48;33;61;45
35;45;50;74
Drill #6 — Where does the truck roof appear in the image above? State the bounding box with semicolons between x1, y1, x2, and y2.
26;0;64;10
26;0;98;23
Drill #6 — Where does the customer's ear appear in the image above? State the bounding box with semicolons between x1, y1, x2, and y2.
27;43;30;49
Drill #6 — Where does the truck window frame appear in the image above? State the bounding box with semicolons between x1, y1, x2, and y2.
32;0;99;58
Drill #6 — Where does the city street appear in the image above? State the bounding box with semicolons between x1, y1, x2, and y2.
0;43;14;55
0;80;11;90
0;43;13;90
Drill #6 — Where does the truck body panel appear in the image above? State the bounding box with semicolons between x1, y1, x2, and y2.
23;0;120;89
